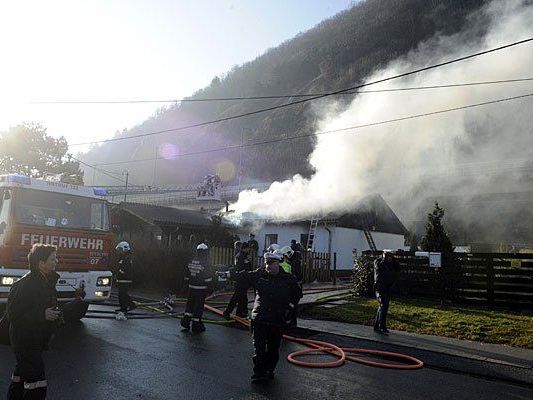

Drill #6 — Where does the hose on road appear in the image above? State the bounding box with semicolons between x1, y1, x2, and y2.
117;287;423;370
203;290;424;370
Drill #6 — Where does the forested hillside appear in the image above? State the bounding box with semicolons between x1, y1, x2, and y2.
81;0;487;186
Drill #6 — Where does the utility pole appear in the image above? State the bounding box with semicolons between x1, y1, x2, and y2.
152;143;157;186
123;170;129;203
92;164;97;186
238;128;246;191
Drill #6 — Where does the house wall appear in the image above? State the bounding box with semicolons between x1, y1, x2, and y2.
241;224;406;270
332;227;364;268
331;229;406;269
371;231;407;253
240;224;308;251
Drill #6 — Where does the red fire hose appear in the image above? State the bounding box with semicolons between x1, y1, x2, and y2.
204;291;424;370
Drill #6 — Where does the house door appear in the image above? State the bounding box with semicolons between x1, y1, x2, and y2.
264;234;278;251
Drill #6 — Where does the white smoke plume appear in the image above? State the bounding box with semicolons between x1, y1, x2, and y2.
228;0;533;225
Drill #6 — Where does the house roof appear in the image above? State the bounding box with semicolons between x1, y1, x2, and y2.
114;202;214;228
234;194;408;236
331;194;408;235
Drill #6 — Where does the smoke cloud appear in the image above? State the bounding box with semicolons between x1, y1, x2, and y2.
228;0;533;226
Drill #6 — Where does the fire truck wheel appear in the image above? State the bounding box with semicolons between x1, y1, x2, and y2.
64;301;90;322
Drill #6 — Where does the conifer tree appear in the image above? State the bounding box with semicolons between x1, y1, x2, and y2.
420;202;454;254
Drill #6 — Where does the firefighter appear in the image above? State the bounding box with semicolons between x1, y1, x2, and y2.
247;233;259;268
373;249;401;334
289;240;303;282
5;244;61;400
114;241;135;321
266;243;280;253
279;245;303;328
276;246;293;274
181;243;213;332
233;240;242;256
223;242;252;319
225;252;302;382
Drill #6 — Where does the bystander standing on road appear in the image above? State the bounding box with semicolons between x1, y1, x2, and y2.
373;249;400;334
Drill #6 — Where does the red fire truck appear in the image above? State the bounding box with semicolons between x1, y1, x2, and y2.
0;173;114;320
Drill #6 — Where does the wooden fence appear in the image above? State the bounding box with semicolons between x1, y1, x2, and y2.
210;247;335;283
363;251;533;308
210;247;234;268
302;251;332;283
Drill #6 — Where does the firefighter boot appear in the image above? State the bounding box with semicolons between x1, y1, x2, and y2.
181;315;191;331
192;320;206;333
21;387;47;400
251;372;269;383
7;381;24;400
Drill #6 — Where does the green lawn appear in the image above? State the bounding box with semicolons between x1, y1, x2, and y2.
301;296;533;349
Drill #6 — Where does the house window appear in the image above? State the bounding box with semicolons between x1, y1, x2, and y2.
300;234;309;248
264;234;278;251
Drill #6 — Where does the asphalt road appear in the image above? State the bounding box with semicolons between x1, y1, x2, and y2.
1;303;532;400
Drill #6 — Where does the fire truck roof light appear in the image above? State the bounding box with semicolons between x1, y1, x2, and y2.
7;174;31;185
93;188;108;196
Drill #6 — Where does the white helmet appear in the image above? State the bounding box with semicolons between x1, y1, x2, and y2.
196;243;209;250
116;241;130;252
279;245;294;258
267;243;280;252
264;251;283;261
273;248;285;259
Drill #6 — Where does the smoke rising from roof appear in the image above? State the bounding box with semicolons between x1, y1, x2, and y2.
228;0;533;227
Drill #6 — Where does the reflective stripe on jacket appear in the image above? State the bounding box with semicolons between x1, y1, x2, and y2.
280;261;292;274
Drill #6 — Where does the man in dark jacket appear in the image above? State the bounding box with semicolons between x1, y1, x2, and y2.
373;249;401;334
247;233;259;268
114;241;135;320
223;242;252;319
289;240;303;282
181;243;213;332
233;251;302;382
5;244;61;400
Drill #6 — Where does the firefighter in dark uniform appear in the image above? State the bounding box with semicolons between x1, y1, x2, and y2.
114;241;135;320
181;243;213;332
223;242;252;319
5;244;61;400
247;233;259;268
373;249;401;334
229;251;302;382
289;240;303;282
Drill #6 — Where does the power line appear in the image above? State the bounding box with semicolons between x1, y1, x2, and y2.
70;155;134;185
93;91;533;167
68;37;533;147
29;77;533;104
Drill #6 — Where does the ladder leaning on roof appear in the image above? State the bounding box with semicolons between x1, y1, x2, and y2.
306;216;320;251
363;227;378;252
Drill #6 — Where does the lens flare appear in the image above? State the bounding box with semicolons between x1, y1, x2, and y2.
215;159;236;182
158;143;180;160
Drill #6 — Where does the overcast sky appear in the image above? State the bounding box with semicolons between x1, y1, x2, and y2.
0;0;355;149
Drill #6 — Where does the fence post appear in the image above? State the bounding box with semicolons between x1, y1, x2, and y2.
486;256;494;307
333;252;337;286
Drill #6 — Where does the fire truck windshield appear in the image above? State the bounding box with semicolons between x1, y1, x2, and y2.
14;188;110;231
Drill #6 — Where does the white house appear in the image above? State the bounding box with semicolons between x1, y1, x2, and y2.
235;194;408;270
